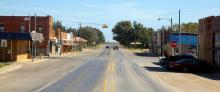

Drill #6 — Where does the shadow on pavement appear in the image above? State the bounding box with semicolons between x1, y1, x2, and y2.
143;66;170;72
146;62;220;80
152;62;161;66
134;52;157;57
194;73;220;80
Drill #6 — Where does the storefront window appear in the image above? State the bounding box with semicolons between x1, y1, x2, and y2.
215;33;220;47
20;25;25;32
38;27;43;33
0;24;4;32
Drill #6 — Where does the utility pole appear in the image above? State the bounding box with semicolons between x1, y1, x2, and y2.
178;10;181;55
28;15;31;59
35;14;36;32
162;25;165;57
79;23;82;52
34;14;37;61
59;21;62;56
171;18;173;30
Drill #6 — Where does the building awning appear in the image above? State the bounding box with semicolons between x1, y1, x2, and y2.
73;37;88;42
0;32;44;41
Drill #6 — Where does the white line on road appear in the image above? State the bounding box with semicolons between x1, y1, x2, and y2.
34;49;104;92
34;60;90;92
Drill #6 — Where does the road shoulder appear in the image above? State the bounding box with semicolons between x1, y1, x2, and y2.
122;48;220;92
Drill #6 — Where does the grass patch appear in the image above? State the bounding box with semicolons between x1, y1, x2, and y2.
0;63;10;69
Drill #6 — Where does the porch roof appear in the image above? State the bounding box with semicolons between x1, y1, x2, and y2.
0;32;44;41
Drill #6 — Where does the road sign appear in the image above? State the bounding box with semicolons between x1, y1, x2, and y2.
1;39;7;47
171;41;177;48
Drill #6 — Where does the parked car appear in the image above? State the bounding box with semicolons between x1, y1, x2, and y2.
159;55;196;68
168;59;213;73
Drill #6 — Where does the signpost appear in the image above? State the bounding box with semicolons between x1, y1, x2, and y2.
1;39;7;47
170;41;177;56
171;41;177;48
1;39;7;61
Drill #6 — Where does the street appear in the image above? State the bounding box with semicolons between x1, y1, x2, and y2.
39;47;171;92
0;46;173;92
1;46;219;92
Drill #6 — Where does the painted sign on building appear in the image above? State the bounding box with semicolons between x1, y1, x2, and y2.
1;39;7;47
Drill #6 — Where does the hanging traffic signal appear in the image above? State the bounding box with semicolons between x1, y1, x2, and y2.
102;24;108;28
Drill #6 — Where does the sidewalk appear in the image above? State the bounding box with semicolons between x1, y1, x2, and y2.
0;47;100;76
123;48;220;92
0;62;22;75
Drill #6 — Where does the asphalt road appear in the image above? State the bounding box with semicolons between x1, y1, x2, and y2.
0;48;103;92
40;48;171;92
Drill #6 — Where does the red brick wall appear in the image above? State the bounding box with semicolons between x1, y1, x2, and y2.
198;16;220;64
0;16;55;49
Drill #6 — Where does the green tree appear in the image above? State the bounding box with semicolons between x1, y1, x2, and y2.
78;26;105;45
53;21;66;31
112;21;153;48
164;22;198;34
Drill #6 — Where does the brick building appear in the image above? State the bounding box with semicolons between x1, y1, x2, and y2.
198;16;220;66
151;31;169;56
0;15;55;61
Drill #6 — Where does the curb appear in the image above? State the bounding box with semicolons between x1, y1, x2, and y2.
33;59;48;64
0;64;23;75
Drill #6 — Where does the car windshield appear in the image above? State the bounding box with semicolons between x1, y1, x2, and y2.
176;59;194;63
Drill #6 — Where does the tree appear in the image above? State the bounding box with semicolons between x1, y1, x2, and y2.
52;21;105;46
53;21;66;32
112;20;154;48
78;26;105;45
181;22;198;34
163;22;198;34
112;21;133;47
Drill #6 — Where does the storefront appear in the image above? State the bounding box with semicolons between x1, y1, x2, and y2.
0;32;43;62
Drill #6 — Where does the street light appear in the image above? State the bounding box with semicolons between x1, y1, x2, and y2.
157;18;173;30
157;17;173;57
157;10;181;55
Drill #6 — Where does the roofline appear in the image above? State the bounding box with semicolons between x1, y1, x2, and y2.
0;15;52;18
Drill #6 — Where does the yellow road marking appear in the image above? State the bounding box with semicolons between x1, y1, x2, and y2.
103;80;108;92
102;59;116;92
110;80;115;92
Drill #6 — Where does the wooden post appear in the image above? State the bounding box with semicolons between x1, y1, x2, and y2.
11;40;13;61
2;48;4;62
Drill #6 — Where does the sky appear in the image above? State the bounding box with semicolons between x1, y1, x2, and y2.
1;0;220;42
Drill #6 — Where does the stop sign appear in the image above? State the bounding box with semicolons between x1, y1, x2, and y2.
171;41;177;48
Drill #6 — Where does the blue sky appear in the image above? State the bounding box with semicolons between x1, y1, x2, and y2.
1;0;220;42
